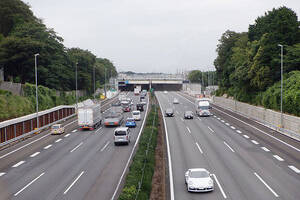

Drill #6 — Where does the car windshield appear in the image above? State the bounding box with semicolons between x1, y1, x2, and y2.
166;109;173;113
127;119;134;122
115;130;127;136
52;125;60;129
133;112;139;115
198;106;209;110
185;111;193;115
190;171;209;178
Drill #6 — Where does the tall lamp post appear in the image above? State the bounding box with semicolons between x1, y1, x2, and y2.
34;53;39;129
93;66;96;100
278;44;283;128
75;62;78;109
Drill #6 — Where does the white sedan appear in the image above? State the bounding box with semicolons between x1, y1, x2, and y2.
185;168;214;192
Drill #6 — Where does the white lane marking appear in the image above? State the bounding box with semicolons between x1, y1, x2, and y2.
261;147;270;152
243;135;250;139
236;130;242;134
288;166;300;174
251;140;259;145
0;133;50;159
100;141;110;152
180;118;184;122
186;127;191;133
221;120;225;123
63;171;85;194
197;117;201;121
214;115;216;118
64;133;70;138
212;106;300;152
195;142;203;154
225;123;230;126
70;142;83;153
14;172;45;196
273;155;284;161
176;111;179;114
12;161;25;168
208;126;214;133
95;127;103;134
72;130;77;133
30;152;40;158
230;126;236;130
217;117;221;120
44;144;52;150
55;138;62;143
212;174;227;199
111;96;151;200
0;172;6;177
223;141;235;152
254;172;279;197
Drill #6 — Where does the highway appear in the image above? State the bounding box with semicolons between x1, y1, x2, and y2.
156;91;300;200
0;92;149;200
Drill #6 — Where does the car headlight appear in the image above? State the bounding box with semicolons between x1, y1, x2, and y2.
209;180;213;187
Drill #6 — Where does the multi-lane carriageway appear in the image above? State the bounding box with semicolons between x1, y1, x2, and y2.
0;91;299;200
0;92;149;200
157;91;300;200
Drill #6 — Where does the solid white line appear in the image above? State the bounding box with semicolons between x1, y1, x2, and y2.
288;165;300;174
30;152;40;158
195;142;203;154
212;106;300;152
70;142;83;153
236;130;242;134
55;138;62;143
63;171;85;195
44;144;52;150
186;127;191;133
0;133;50;159
223;141;235;152
72;130;77;133
64;133;70;137
254;172;279;197
101;141;110;152
261;147;270;152
111;96;150;200
12;161;25;168
225;123;230;126
14;172;45;196
212;174;227;199
251;140;259;145
230;126;236;130
273;155;284;161
0;172;6;177
243;135;250;139
208;126;214;133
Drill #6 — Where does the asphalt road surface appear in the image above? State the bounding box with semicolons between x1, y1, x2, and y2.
156;91;300;200
0;92;149;200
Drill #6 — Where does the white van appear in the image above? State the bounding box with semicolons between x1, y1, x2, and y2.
114;127;131;145
132;110;141;121
51;124;65;135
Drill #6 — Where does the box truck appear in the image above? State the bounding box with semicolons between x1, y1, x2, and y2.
78;104;102;130
195;98;212;117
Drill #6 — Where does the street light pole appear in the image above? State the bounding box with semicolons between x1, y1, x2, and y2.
75;62;78;109
104;67;107;97
34;53;39;129
93;66;95;100
278;44;283;128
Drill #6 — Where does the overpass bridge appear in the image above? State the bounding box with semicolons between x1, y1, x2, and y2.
117;74;185;91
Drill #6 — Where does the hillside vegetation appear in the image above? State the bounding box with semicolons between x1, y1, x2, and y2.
0;0;117;94
213;6;300;116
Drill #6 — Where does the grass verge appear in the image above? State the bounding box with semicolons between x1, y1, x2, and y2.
119;99;159;200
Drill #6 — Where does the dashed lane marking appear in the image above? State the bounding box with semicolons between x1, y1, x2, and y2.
30;152;40;158
254;172;279;198
55;139;62;143
70;142;83;153
261;147;270;152
186;127;191;133
195;142;203;154
12;161;25;168
223;141;235;152
236;130;242;134
72;130;77;133
225;123;230;126
44;144;52;150
212;174;227;199
208;126;214;133
0;172;6;177
14;172;45;196
251;140;259;145
230;126;236;130
63;171;85;194
100;141;110;152
273;155;284;161
64;133;70;138
243;135;249;139
288;166;300;174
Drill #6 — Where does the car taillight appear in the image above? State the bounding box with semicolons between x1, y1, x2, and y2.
126;136;128;140
114;122;118;125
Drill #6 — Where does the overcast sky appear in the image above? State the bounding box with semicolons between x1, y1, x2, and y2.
22;0;300;73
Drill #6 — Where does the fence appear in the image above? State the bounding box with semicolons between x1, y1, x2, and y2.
213;96;300;140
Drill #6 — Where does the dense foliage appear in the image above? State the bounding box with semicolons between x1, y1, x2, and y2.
187;70;217;86
0;0;117;93
214;6;300;115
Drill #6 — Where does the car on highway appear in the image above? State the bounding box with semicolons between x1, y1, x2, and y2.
123;106;131;112
136;103;144;111
185;168;214;192
114;127;131;145
104;112;124;127
132;110;141;121
125;118;136;128
51;124;65;135
184;111;194;119
165;108;174;117
173;98;179;104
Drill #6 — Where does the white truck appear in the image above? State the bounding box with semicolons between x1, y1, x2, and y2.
134;88;140;95
78;104;102;130
195;98;212;117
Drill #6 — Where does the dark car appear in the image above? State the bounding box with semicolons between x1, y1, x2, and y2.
136;103;144;111
165;108;174;117
184;111;194;119
123;106;131;112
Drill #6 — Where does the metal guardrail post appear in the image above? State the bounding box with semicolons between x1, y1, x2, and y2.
4;127;7;143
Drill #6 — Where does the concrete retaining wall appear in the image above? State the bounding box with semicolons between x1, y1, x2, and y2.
213;96;300;140
0;81;23;96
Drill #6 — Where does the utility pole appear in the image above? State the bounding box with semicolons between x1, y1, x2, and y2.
75;62;78;109
104;67;107;97
93;65;95;100
34;53;39;129
278;44;284;128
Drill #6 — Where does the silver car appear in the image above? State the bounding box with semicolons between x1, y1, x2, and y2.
114;127;130;145
185;168;214;192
